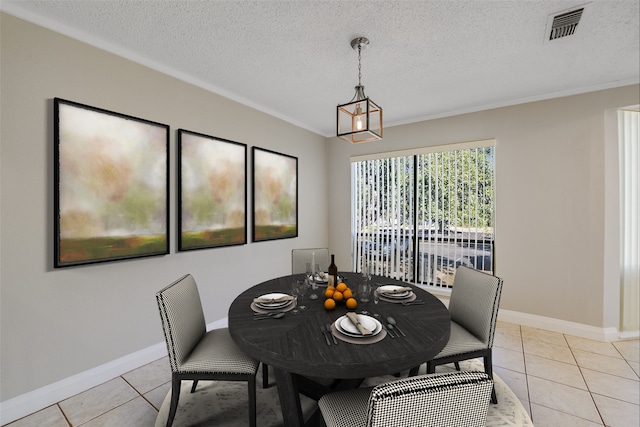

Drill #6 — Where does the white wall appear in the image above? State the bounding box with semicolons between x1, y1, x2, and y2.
327;85;640;330
0;13;328;402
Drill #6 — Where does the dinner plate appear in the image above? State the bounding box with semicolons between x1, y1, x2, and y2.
335;314;382;337
378;285;412;299
255;293;293;309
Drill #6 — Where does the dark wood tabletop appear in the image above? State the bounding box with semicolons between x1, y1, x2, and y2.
228;272;450;426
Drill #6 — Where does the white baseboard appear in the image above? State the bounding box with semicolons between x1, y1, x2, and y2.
497;309;637;342
0;319;228;426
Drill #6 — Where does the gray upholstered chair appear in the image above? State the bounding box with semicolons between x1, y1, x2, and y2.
156;274;259;427
292;248;329;274
424;266;503;404
318;371;493;427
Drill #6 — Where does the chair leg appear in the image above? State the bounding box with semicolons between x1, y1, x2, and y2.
248;376;257;427
408;365;420;376
454;361;461;371
426;361;436;374
484;351;497;404
262;363;270;388
190;380;198;393
166;378;181;427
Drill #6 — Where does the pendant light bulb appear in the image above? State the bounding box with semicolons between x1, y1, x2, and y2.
355;104;363;130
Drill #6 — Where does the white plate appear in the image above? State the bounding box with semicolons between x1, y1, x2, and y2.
378;285;411;299
255;293;293;309
336;314;382;337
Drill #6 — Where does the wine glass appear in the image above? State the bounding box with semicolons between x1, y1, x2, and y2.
358;282;371;314
373;285;381;305
290;281;300;315
307;263;318;300
297;280;307;310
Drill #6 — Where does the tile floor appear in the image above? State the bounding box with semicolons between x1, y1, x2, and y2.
4;321;639;427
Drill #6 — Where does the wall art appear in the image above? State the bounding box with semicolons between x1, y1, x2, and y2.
54;98;169;267
178;129;247;250
252;147;298;242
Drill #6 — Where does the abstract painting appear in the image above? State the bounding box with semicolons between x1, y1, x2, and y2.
54;98;169;267
178;130;247;250
252;147;298;242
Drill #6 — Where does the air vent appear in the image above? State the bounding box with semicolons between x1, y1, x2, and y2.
547;7;584;41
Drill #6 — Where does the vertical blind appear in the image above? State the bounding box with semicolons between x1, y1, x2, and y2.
619;109;639;332
351;140;495;288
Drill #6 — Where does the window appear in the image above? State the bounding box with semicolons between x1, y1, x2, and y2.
351;140;496;288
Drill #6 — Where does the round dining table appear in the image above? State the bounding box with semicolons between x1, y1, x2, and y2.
228;272;450;427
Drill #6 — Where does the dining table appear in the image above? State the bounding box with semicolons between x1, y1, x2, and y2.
228;271;450;427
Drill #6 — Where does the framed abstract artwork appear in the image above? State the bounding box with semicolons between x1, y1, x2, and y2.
54;98;170;267
252;147;298;242
178;129;247;250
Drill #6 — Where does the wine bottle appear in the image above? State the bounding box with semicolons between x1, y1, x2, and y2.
328;254;338;288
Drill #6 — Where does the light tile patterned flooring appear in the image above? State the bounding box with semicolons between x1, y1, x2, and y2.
4;321;639;427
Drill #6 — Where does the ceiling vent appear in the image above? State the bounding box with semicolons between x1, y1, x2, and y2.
546;5;585;41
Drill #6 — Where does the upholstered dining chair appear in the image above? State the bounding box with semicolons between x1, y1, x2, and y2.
318;371;493;427
291;247;330;274
423;266;503;404
156;274;260;427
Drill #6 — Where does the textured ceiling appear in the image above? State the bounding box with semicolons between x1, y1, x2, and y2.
3;0;639;136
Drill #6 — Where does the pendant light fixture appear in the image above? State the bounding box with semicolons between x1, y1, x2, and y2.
337;37;383;143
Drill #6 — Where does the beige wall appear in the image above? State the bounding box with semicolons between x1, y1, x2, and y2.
0;13;328;400
327;85;639;330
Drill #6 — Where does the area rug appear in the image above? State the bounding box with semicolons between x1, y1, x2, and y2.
155;360;533;426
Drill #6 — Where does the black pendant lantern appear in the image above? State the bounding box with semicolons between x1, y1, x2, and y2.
337;37;383;143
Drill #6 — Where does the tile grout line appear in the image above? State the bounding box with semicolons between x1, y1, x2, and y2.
566;333;608;426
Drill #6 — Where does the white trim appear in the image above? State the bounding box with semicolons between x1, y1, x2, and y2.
0;319;228;426
497;309;637;342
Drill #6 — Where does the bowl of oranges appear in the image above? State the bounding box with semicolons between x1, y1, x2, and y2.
324;281;357;310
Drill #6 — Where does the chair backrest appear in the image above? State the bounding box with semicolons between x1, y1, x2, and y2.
448;266;503;348
292;248;330;274
156;274;207;372
366;371;493;427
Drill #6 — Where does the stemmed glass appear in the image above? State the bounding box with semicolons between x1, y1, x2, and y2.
359;261;372;314
290;281;300;315
307;263;318;300
297;280;308;310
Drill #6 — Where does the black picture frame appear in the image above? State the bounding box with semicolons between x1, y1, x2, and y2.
178;129;247;251
54;98;170;267
252;147;298;242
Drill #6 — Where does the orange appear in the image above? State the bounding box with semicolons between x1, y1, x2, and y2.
327;285;336;292
332;291;344;302
345;298;358;310
324;298;336;310
336;282;348;293
325;288;335;298
343;289;353;299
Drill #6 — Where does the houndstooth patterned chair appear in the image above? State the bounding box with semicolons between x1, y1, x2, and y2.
318;371;493;427
423;266;503;404
156;274;259;427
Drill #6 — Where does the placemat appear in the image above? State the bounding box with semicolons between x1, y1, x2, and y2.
330;323;387;344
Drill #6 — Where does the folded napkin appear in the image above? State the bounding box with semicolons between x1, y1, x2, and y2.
380;286;413;295
253;295;295;304
346;312;373;335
